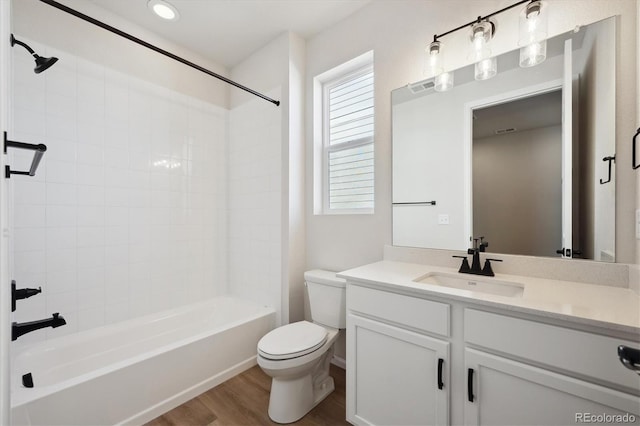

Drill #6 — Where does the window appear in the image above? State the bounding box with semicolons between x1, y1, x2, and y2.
320;61;374;214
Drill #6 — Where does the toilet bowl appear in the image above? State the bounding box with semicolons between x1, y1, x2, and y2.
257;270;346;424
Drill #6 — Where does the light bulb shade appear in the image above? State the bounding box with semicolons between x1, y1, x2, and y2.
475;57;497;80
468;20;493;61
519;40;547;67
519;1;548;46
424;40;444;77
434;72;454;92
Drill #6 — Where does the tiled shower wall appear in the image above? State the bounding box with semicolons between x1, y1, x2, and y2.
9;39;228;343
228;90;283;324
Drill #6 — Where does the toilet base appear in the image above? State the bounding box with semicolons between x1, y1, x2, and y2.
268;374;335;424
258;325;340;424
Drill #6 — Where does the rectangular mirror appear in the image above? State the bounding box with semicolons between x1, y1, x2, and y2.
392;17;616;262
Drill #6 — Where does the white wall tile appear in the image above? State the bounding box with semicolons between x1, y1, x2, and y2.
46;205;76;227
46;183;76;205
77;205;105;227
78;266;105;290
77;227;104;247
12;227;45;252
10;46;228;341
46;227;77;250
46;115;77;141
46;248;77;273
105;226;128;246
46;269;77;294
77;144;104;166
12;181;46;205
77;185;105;206
76;164;104;187
46;160;76;184
77;307;105;331
14;251;47;276
105;302;130;325
47;290;78;314
45;66;77;98
78;285;105;311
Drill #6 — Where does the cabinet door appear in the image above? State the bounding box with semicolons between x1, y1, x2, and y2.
347;314;449;426
464;348;640;426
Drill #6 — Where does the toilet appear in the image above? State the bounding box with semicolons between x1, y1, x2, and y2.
257;269;346;424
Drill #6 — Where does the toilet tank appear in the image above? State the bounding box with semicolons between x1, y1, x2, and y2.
305;270;346;329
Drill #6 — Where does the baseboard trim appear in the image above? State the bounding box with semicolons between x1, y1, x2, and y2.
122;356;258;425
331;355;346;370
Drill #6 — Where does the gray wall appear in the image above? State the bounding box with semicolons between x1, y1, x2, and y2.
473;125;562;257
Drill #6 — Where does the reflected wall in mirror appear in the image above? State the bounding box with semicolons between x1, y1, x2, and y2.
473;90;563;258
392;17;616;262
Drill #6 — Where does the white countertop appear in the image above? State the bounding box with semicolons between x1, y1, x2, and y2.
338;260;640;335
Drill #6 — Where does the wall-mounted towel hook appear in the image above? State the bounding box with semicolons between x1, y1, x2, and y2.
4;132;47;178
633;128;640;170
599;155;615;184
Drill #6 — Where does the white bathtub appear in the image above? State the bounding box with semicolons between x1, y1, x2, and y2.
10;297;275;426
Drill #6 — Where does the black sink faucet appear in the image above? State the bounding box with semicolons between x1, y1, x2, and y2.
12;313;66;341
469;237;488;273
453;237;502;277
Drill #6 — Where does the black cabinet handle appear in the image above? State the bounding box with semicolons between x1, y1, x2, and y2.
467;368;475;402
618;345;640;373
437;358;444;390
633;128;640;170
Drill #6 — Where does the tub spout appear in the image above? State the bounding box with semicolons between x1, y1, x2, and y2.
12;313;66;341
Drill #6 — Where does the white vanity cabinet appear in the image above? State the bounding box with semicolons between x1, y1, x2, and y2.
346;281;640;426
463;309;640;426
346;285;450;425
465;348;640;426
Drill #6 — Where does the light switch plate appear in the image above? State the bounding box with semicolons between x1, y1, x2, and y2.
438;214;450;225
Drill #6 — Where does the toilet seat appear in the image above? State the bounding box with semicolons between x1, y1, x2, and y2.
258;321;328;360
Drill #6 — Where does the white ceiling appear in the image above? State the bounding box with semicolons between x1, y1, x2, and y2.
86;0;370;68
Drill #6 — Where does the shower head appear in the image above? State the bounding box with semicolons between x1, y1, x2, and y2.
10;34;59;74
34;55;59;74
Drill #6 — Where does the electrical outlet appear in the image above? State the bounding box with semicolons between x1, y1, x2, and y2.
438;214;450;225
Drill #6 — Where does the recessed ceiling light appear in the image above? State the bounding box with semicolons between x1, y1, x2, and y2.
147;0;180;21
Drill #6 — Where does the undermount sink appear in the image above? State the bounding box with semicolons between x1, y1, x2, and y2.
415;272;525;297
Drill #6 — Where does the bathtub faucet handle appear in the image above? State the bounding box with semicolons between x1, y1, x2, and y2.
11;280;43;312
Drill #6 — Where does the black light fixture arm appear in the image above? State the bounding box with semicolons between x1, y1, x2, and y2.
37;0;280;107
432;0;530;42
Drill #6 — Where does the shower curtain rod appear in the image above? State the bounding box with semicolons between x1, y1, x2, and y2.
38;0;281;106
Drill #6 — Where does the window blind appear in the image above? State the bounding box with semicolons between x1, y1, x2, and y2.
326;68;374;211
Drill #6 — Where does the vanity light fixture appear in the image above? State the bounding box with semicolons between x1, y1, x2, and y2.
423;0;549;91
148;0;180;21
518;0;548;67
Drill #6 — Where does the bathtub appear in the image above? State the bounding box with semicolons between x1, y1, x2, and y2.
10;297;275;425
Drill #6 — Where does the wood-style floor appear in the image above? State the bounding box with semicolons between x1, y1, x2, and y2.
145;364;349;426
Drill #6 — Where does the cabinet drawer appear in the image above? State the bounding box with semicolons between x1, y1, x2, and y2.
464;309;640;391
348;284;449;337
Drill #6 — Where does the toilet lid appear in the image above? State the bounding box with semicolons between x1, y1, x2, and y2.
258;321;328;360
